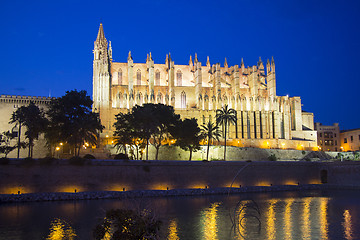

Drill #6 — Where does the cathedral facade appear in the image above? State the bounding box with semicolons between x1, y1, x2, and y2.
93;24;317;150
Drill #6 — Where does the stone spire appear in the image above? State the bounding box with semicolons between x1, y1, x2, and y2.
189;55;193;66
206;56;210;67
108;41;112;61
149;52;153;61
266;59;270;73
95;23;107;46
224;57;228;68
128;51;133;61
271;56;275;72
241;58;244;67
194;53;198;63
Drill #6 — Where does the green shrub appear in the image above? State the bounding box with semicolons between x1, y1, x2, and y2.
83;154;96;159
0;157;10;165
302;150;306;155
68;156;86;166
114;153;129;160
268;154;277;161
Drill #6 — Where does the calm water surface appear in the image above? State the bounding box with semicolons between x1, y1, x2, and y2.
0;190;359;239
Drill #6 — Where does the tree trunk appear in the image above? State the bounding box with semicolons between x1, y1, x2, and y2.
146;139;149;161
206;138;210;161
155;145;160;160
224;121;227;161
189;147;193;161
17;124;21;159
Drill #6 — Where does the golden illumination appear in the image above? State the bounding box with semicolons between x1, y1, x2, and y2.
151;183;171;191
302;197;311;239
2;186;32;194
256;181;271;187
59;142;63;146
105;135;109;138
343;209;353;240
284;198;294;240
319;198;329;239
46;218;77;240
201;202;220;240
58;186;82;193
266;199;278;239
55;147;60;151
167;219;179;240
187;183;207;189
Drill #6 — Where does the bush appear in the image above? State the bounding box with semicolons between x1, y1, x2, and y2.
83;154;96;159
268;154;277;161
0;157;10;165
68;156;86;166
302;150;306;155
114;153;129;160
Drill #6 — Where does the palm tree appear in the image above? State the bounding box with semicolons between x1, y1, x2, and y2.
201;120;221;161
10;106;27;158
216;104;237;161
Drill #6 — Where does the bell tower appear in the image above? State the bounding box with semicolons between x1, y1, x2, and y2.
93;23;111;113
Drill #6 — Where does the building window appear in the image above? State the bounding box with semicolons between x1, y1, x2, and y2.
344;138;347;143
137;70;141;85
118;70;122;85
334;133;337;137
319;133;322;137
351;136;353;142
181;91;186;109
177;70;182;86
155;70;160;86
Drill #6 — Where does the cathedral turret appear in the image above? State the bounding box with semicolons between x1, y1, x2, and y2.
93;23;111;113
266;59;270;74
195;61;202;108
168;53;175;106
224;57;228;70
268;56;276;97
206;56;210;68
189;55;194;72
128;51;134;108
147;52;154;103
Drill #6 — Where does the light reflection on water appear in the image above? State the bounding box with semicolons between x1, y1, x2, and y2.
0;190;359;239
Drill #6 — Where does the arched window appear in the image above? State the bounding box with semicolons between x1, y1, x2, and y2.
155;70;160;86
137;70;141;85
177;70;182;86
139;92;143;105
118;70;122;85
181;91;186;109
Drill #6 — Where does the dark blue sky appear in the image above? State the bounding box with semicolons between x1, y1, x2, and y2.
1;0;359;130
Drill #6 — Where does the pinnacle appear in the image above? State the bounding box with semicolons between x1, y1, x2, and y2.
95;23;106;44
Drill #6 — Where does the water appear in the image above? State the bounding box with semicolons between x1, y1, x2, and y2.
0;190;359;239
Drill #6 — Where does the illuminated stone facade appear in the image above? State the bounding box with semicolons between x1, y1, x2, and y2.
93;24;317;150
340;129;360;152
0;95;53;158
315;123;340;152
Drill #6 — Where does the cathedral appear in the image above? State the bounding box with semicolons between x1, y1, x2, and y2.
93;24;317;150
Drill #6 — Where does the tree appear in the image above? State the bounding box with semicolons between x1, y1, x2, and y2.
0;131;16;158
9;102;48;158
113;112;134;156
171;118;201;161
147;104;180;160
201;120;221;161
93;208;162;240
9;105;26;158
47;90;104;156
131;104;179;161
216;104;237;161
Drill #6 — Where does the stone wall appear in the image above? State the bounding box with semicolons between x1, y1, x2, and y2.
0;160;322;194
109;145;313;161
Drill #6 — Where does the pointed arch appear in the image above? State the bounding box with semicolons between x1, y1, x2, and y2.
136;69;141;85
181;91;186;109
118;69;123;85
155;69;160;86
157;91;163;104
177;70;182;86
